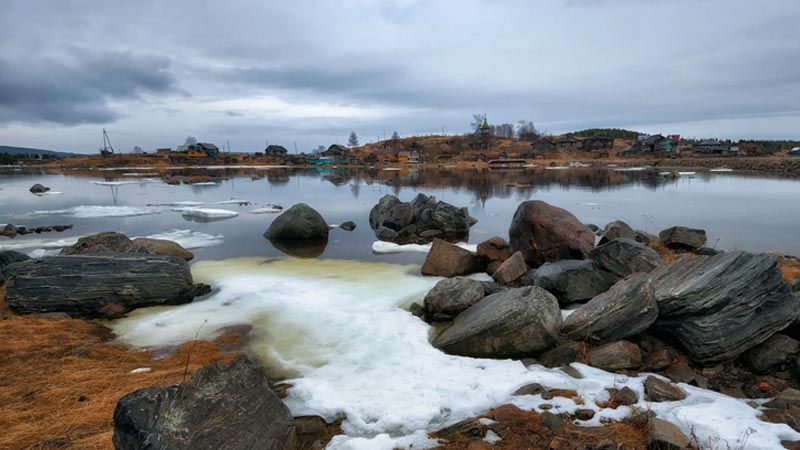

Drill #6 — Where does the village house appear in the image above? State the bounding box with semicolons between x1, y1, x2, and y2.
264;145;288;157
185;142;220;158
531;140;556;152
620;134;676;155
553;137;581;149
398;150;420;164
321;144;350;158
692;139;738;155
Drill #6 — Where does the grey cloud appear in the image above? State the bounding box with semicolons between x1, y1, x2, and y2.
0;49;179;125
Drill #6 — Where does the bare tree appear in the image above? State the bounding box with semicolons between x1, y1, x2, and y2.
517;121;539;141
391;131;400;140
184;136;197;147
348;131;359;147
471;113;487;132
493;123;515;139
132;145;143;154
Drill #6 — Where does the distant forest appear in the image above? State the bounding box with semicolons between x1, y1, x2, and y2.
568;128;641;139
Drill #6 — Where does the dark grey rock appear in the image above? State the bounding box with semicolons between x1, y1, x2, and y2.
4;253;200;318
423;277;485;318
432;286;561;358
513;383;545;396
375;226;399;240
634;230;657;245
695;246;721;256
0;250;30;285
479;281;508;296
369;194;401;229
659;226;707;250
339;221;357;231
741;334;800;374
29;183;50;193
264;203;329;240
532;259;618;304
589;238;661;278
537;340;588;367
113;357;293;450
598;220;635;245
792;279;800;293
650;251;800;363
561;273;657;344
508;200;595;267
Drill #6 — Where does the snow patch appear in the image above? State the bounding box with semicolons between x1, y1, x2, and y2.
179;208;238;220
371;241;477;254
250;205;283;214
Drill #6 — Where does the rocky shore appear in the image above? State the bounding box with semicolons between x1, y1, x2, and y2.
2;199;800;449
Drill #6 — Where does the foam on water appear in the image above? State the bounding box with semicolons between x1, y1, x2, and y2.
110;258;800;449
32;205;159;218
142;229;224;249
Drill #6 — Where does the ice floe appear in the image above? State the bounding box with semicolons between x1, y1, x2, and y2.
216;199;252;205
91;179;160;186
371;241;478;254
142;229;224;249
110;258;800;449
32;205;159;218
0;236;81;255
250;205;283;214
178;208;238;220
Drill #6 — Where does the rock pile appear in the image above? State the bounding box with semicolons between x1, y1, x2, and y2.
369;193;476;243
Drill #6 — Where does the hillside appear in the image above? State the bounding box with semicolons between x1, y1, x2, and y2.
0;145;79;159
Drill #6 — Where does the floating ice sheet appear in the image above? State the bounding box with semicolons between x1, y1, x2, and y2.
371;241;477;254
141;229;224;249
32;205;159;218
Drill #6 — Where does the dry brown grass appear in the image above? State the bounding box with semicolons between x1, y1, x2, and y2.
0;287;235;450
780;256;800;284
434;404;648;450
649;241;682;264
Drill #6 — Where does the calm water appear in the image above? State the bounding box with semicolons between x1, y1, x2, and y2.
1;167;799;259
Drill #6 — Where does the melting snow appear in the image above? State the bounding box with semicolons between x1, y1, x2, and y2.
178;208;238;219
371;241;478;254
110;258;800;450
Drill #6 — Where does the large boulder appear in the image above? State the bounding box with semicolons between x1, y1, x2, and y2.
60;231;148;255
132;237;194;261
508;201;595;267
561;273;657;344
432;286;561;358
589;238;661;278
598;220;635;245
264;203;329;240
421;239;479;277
4;253;205;318
369;193;475;242
0;250;30;285
659;226;707;250
532;259;618;304
113;357;293;450
650;251;800;363
423;277;485;320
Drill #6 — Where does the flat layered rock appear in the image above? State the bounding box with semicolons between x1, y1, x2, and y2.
113;357;293;450
0;250;29;285
432;286;561;358
4;253;202;318
586;340;642;371
740;334;800;374
561;273;657;344
532;259;618;304
650;251;800;363
508;200;595;267
589;238;661;278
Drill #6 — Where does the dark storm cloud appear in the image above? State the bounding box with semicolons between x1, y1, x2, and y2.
0;49;179;125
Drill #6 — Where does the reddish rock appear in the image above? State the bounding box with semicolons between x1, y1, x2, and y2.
610;386;638;406
477;236;512;262
508;200;595;267
644;375;687;402
421;239;479;277
486;260;502;276
648;418;691;449
664;361;697;384
587;341;642;371
492;251;528;284
642;348;679;371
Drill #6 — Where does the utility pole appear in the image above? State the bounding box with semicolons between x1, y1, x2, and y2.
294;142;298;154
227;139;231;154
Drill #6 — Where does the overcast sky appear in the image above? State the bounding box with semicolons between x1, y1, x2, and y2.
0;0;798;153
